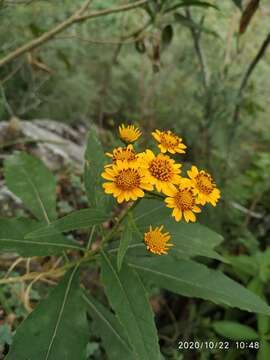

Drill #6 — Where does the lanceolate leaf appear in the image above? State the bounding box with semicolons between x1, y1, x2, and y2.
129;257;270;315
25;208;108;239
258;340;270;360
117;217;133;271
212;321;259;340
174;12;219;37
6;267;88;360
133;199;224;261
165;0;219;13
0;218;83;256
100;252;161;360
83;292;136;360
4;152;57;223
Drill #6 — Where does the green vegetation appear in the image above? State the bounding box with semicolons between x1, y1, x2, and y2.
0;1;270;359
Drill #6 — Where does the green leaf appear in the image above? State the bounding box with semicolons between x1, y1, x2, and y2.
165;0;219;12
25;208;108;239
256;290;270;337
212;321;259;340
174;12;220;37
231;0;242;11
86;342;99;357
117;217;133;271
0;218;83;256
56;50;72;71
0;324;12;347
143;1;161;20
133;199;224;261
161;25;174;50
100;252;161;360
128;256;270;315
4;152;57;223
84;130;112;210
83;292;136;360
227;255;258;276
6;267;88;360
135;40;146;53
258;313;270;337
28;22;44;36
258;248;270;282
258;340;270;360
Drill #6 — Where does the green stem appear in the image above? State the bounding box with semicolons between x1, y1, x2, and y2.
145;191;165;200
0;199;144;286
100;198;141;247
62;251;70;263
86;225;96;250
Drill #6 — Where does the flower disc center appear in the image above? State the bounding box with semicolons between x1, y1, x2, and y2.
175;189;195;211
115;169;141;190
149;158;173;182
160;133;179;148
195;173;214;194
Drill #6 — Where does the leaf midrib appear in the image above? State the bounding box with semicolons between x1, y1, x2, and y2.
82;294;131;351
0;238;82;250
133;204;223;247
133;204;163;221
20;166;51;224
129;263;270;313
45;266;78;360
102;252;153;360
26;216;107;238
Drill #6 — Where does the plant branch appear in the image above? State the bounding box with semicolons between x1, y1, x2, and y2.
99;200;141;248
0;199;142;286
223;30;270;176
56;34;142;45
0;62;24;84
56;20;150;46
0;267;67;286
0;84;14;117
77;0;93;15
232;30;270;125
185;8;210;92
77;0;148;21
0;0;149;69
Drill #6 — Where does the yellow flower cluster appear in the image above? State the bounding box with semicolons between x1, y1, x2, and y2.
101;124;221;254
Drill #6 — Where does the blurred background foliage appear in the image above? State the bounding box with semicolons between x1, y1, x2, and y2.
1;0;270;359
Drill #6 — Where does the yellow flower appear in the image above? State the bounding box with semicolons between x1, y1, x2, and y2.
101;161;153;203
140;149;182;193
152;129;187;154
164;182;201;222
119;124;141;143
144;225;173;255
106;144;138;166
185;166;221;206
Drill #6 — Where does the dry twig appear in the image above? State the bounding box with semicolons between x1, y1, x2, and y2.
0;0;149;68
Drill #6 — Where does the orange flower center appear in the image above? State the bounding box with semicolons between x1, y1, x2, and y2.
149;157;174;182
175;189;195;211
160;132;179;148
195;173;215;194
144;228;171;255
115;169;141;190
113;148;136;163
